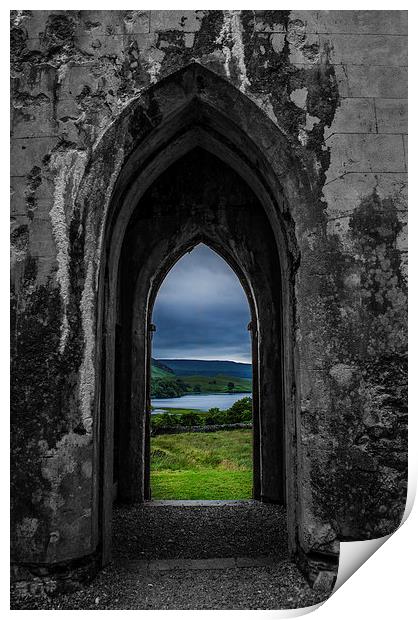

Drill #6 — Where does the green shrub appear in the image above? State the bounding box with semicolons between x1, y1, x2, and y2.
151;397;253;430
180;411;203;426
227;396;252;422
203;398;253;425
205;407;222;425
151;412;183;429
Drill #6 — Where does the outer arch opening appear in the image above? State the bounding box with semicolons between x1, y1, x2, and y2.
94;69;300;564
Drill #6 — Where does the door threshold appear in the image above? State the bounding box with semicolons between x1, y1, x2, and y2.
144;499;260;507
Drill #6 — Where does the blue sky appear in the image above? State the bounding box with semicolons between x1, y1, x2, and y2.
152;244;251;363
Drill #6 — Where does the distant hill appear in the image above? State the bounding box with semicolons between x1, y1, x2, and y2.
157;359;252;379
150;359;252;398
151;358;174;380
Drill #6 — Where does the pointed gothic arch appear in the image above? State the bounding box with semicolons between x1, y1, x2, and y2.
142;239;256;502
76;63;309;565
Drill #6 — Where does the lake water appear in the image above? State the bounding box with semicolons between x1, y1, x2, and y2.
151;392;252;413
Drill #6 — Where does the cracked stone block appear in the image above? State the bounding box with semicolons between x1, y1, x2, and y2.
325;133;405;182
375;99;407;134
324;97;376;138
344;65;408;98
326;33;407;66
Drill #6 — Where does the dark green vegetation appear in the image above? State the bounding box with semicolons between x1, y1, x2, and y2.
176;374;252;394
151;374;251;398
151;396;252;431
150;360;186;397
150;429;252;500
151;359;252;398
151;376;190;398
150;358;175;380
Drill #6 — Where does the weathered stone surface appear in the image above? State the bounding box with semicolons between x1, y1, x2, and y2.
323;172;407;221
11;137;60;176
291;10;407;35
334;65;408;98
375;99;408;134
150;10;204;32
324;97;376;138
326;34;407;66
326;134;406;182
10;9;407;602
403;135;408;170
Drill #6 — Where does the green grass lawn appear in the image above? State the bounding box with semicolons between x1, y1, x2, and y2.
151;407;201;415
150;429;252;500
179;374;252;394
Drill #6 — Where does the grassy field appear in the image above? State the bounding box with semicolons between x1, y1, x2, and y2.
179;374;252;394
151;407;201;415
150;429;252;500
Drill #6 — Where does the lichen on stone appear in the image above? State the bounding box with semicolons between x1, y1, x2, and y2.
48;145;87;351
216;10;250;92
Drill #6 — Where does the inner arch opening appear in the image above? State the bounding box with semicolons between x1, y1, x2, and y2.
149;243;253;500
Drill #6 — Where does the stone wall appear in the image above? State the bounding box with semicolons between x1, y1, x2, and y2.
11;9;407;587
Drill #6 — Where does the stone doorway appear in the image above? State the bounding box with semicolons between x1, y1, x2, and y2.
104;147;291;563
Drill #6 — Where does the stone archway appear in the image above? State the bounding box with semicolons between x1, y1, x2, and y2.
112;149;284;511
95;66;303;565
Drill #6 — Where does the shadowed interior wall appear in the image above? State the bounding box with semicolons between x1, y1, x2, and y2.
11;10;407;593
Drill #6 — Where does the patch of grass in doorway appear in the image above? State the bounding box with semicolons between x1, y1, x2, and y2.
150;429;252;500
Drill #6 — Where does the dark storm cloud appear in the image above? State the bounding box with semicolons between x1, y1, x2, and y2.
152;244;251;362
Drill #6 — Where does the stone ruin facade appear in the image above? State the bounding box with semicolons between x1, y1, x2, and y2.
10;10;407;595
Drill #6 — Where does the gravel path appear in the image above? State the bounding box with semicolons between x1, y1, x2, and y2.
11;502;329;610
113;501;288;562
12;561;327;610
